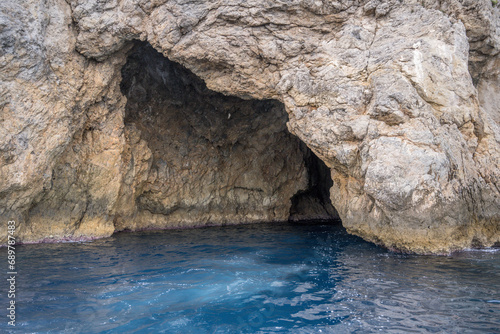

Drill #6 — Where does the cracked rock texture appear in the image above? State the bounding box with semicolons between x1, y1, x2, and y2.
0;0;499;253
116;42;331;230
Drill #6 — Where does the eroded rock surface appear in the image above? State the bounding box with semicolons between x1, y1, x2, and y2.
116;42;325;230
0;0;499;253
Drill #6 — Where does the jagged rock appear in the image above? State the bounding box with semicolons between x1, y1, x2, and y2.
115;42;321;230
0;0;499;253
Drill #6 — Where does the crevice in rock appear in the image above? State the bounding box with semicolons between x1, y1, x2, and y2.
118;41;340;229
289;144;339;223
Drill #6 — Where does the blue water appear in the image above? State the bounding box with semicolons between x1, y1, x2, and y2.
1;222;500;333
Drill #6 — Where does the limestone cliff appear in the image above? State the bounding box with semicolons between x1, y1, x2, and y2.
0;0;499;253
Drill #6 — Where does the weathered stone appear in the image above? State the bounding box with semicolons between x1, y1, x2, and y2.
115;42;318;231
0;0;499;253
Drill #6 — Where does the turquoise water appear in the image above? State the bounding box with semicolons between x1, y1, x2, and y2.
1;222;500;333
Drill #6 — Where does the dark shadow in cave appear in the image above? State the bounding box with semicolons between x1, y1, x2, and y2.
120;41;340;226
288;145;339;223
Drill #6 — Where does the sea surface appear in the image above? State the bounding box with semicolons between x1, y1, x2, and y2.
1;222;499;333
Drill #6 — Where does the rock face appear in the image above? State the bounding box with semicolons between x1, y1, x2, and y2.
117;42;337;230
0;0;499;253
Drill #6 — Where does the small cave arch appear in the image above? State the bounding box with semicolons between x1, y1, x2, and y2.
119;41;340;228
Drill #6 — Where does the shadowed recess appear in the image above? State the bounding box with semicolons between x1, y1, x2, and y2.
119;41;339;228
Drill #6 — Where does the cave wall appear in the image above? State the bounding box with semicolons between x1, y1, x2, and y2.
116;42;329;230
0;0;499;253
5;39;339;243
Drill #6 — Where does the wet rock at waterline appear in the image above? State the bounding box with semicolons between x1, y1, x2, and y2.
0;0;499;253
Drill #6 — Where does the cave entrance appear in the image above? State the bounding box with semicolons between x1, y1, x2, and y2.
119;41;339;228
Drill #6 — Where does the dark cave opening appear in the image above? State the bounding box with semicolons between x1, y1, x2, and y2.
288;144;339;223
119;41;339;226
